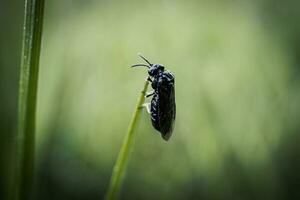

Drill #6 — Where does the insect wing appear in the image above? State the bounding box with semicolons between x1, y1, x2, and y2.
157;71;176;140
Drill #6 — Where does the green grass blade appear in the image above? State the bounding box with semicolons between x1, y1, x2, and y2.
15;0;45;199
105;79;149;199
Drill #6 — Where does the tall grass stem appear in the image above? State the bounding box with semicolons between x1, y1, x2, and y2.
15;0;45;199
105;78;149;199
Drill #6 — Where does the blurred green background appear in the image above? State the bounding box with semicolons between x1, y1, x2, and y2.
1;0;300;199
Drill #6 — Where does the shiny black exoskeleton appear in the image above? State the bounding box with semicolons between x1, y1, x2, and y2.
132;54;176;141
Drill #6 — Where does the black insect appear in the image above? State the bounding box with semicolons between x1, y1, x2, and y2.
131;54;176;141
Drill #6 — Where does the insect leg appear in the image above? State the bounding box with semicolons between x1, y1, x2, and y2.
139;103;151;114
145;91;155;98
147;77;153;82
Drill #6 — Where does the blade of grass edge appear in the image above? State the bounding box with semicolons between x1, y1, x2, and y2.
15;0;45;199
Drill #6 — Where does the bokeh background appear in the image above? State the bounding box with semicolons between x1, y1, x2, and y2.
1;0;300;199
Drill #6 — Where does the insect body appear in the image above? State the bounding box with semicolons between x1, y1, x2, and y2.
132;54;176;141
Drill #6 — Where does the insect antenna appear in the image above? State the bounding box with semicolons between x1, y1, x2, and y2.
138;53;152;66
131;64;150;68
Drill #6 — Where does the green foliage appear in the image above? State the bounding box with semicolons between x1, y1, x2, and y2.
30;1;300;199
16;0;45;199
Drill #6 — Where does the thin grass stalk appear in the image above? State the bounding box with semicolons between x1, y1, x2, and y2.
15;0;45;199
105;78;149;199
